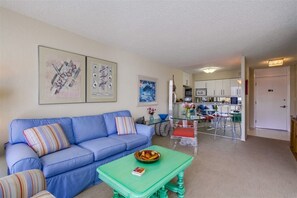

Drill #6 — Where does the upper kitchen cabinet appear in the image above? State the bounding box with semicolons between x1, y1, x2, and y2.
195;80;206;88
214;79;230;96
195;79;239;97
183;72;192;87
206;80;216;96
230;79;242;96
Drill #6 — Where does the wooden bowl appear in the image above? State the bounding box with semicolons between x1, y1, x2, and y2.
134;150;161;163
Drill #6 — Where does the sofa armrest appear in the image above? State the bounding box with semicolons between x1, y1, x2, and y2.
6;143;42;174
135;124;154;138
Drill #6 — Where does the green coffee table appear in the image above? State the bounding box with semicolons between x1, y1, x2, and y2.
97;145;193;198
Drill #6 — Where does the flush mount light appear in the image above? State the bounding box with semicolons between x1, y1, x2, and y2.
268;58;284;67
200;67;219;74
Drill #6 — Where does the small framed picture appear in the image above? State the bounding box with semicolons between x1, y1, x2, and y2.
196;88;207;96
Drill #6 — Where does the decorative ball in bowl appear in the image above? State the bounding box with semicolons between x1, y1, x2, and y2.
158;114;168;120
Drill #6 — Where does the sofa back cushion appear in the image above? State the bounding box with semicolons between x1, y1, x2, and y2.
23;123;70;157
72;114;108;143
9;117;75;144
103;110;132;135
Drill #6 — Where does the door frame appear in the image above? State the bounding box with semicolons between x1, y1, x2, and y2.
254;67;290;132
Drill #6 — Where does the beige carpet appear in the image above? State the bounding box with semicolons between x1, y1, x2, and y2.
0;134;296;197
76;134;297;198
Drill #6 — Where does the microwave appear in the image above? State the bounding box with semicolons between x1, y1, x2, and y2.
185;87;192;97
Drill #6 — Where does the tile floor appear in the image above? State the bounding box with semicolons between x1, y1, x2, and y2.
198;118;290;142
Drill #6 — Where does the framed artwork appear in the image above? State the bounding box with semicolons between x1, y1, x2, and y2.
195;88;207;96
138;75;157;106
39;46;86;104
86;57;117;102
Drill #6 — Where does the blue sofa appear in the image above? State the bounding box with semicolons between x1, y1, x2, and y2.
5;110;154;198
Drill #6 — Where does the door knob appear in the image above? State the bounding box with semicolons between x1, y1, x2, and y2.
280;105;286;108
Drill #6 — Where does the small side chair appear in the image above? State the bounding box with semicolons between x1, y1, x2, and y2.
0;169;55;198
170;119;198;155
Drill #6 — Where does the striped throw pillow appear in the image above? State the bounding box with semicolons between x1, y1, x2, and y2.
115;117;137;135
0;169;47;198
24;123;70;157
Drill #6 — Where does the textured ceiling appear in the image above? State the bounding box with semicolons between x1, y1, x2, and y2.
1;0;297;73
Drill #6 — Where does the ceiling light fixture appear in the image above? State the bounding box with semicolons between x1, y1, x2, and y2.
201;67;219;74
268;58;284;67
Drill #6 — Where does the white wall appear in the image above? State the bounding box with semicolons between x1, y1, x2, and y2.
0;8;182;155
193;69;241;81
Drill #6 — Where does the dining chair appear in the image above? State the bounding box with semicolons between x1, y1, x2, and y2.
170;119;198;155
214;105;232;138
231;113;242;139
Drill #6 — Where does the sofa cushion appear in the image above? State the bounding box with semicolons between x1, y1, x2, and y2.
24;123;70;157
9;117;75;144
72;114;108;143
41;145;93;178
103;110;132;135
78;137;126;161
109;134;149;150
115;117;137;135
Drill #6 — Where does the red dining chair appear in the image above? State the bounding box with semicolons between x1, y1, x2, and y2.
170;119;198;155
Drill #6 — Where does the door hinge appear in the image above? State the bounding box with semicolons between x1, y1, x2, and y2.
255;82;257;86
255;120;257;123
255;101;257;104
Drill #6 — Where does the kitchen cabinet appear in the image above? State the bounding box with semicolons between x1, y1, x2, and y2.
194;81;207;97
230;79;242;96
222;79;231;96
194;81;206;88
214;79;230;96
183;72;192;86
206;80;216;96
194;80;217;96
194;78;239;97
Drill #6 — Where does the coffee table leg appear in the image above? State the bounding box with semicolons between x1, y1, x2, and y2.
177;171;185;198
158;186;168;198
165;171;185;198
113;190;120;198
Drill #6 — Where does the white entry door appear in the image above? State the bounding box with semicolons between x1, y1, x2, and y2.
255;75;287;130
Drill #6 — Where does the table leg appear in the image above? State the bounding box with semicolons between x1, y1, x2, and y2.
113;190;120;198
155;123;160;135
160;122;170;137
165;171;185;198
158;186;168;198
223;117;226;135
177;171;185;198
149;192;158;198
